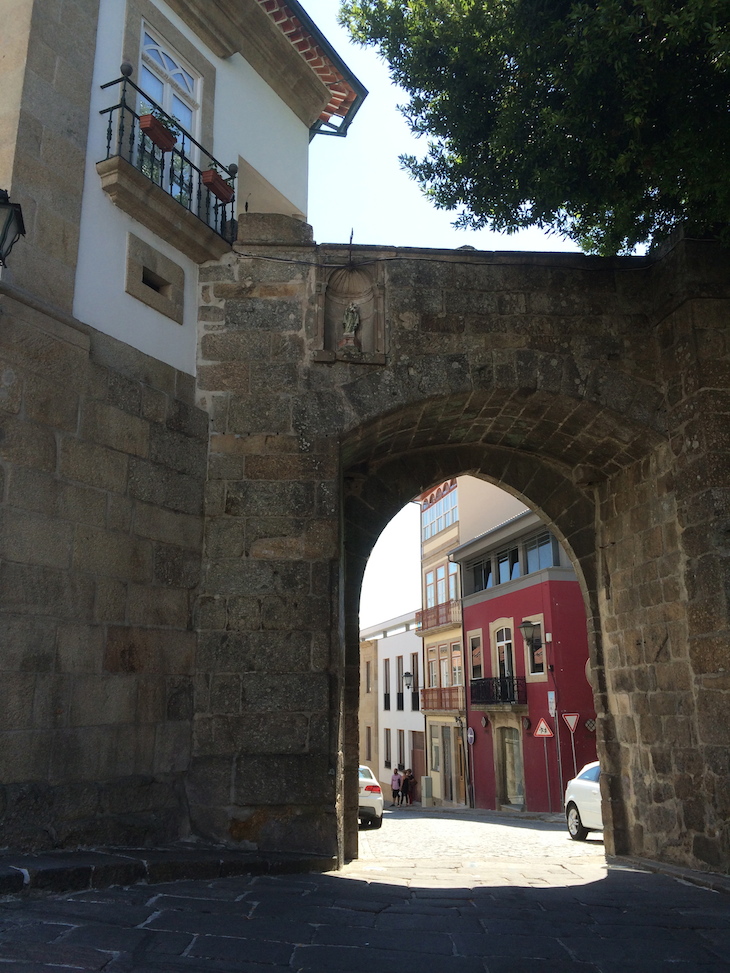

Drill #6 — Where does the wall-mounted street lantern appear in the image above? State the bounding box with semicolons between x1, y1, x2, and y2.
0;190;25;267
518;619;542;649
403;671;413;690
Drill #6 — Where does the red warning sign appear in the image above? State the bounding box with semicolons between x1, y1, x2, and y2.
562;713;580;733
534;717;554;738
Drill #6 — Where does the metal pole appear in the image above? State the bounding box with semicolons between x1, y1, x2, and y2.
543;737;551;811
570;729;578;778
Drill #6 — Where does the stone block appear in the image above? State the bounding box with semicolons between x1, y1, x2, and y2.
153;543;201;588
232;754;333;806
197;362;250;393
194;595;227;631
81;400;149;457
56;623;105;673
241;672;328;712
0;730;50;782
128;458;204;516
227;393;292;435
140;386;167;424
154;721;192;774
127;584;190;627
226;596;262;631
73;525;152;583
149;425;208;477
0;562;95;621
166;677;194;721
60;437;128;493
94;577;127;623
23;370;80;432
166;399;209;441
0;507;73;569
224;480;314;518
134;501;203;550
69;674;138;727
261;594;330;632
208;674;242;715
0;414;56;472
195;712;308;758
104;626;196;675
7;467;107;527
0;360;22;415
204;558;311;598
0;673;37;730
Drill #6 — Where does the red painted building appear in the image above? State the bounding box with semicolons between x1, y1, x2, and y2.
450;511;597;813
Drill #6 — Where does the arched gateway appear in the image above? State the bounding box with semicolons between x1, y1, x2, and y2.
193;216;730;873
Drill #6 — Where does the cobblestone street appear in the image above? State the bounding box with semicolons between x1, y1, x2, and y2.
0;808;727;971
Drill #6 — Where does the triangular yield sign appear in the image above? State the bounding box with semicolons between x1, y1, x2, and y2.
562;713;580;733
534;717;553;737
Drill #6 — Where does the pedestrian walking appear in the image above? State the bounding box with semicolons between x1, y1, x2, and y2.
390;769;402;806
402;768;416;804
400;769;411;806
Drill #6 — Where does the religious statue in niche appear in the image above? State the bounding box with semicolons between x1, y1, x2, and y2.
323;266;377;355
342;302;360;341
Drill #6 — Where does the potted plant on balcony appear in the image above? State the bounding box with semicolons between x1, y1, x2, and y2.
139;108;179;152
201;160;235;204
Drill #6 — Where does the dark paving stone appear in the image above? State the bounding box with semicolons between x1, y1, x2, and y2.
312;923;455;953
187;933;294;965
292;943;489;972
0;939;111;968
147;893;255;917
563;935;724;965
453;931;571;960
486;961;599;973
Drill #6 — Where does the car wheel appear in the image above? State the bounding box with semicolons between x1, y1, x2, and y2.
370;815;383;829
566;803;589;841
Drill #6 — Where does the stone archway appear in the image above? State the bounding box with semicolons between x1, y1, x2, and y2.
194;221;730;873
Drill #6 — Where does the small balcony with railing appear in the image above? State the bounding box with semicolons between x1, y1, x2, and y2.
97;66;237;264
415;600;462;635
470;677;527;708
420;685;465;713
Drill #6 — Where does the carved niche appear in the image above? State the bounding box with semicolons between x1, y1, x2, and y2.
312;263;386;363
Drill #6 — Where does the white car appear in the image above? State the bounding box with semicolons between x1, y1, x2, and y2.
358;765;383;829
564;761;603;840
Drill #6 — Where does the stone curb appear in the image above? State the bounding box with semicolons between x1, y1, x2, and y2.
0;846;338;897
610;855;730;895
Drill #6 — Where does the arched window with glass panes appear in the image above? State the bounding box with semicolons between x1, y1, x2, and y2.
139;26;200;148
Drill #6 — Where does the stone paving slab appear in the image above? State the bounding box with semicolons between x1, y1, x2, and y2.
0;813;728;971
0;861;726;971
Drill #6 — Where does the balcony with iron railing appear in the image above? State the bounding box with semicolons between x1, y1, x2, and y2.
420;686;465;713
415;600;462;634
96;66;238;264
470;677;527;707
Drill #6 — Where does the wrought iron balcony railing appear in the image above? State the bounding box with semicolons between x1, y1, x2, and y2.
470;677;527;705
99;69;237;243
415;600;462;632
420;686;465;712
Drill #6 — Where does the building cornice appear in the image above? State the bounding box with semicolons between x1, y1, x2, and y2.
163;0;366;133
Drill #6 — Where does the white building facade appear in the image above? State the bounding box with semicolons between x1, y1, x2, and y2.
360;612;426;799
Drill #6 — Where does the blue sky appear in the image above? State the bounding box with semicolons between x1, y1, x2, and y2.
299;2;576;627
301;0;581;254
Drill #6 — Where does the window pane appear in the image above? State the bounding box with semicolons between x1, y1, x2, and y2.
470;635;482;679
140;65;164;106
171;95;193;132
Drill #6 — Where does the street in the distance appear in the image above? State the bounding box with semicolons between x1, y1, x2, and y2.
0;807;727;972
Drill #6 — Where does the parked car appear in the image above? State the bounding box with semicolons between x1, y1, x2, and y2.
358;765;383;829
565;761;603;840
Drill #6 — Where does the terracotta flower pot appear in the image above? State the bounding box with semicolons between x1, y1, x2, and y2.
139;114;177;152
202;169;235;204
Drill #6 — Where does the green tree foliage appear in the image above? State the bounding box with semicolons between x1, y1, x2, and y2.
340;0;730;253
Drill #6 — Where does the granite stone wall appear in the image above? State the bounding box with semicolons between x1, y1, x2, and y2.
196;220;730;872
0;291;206;849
